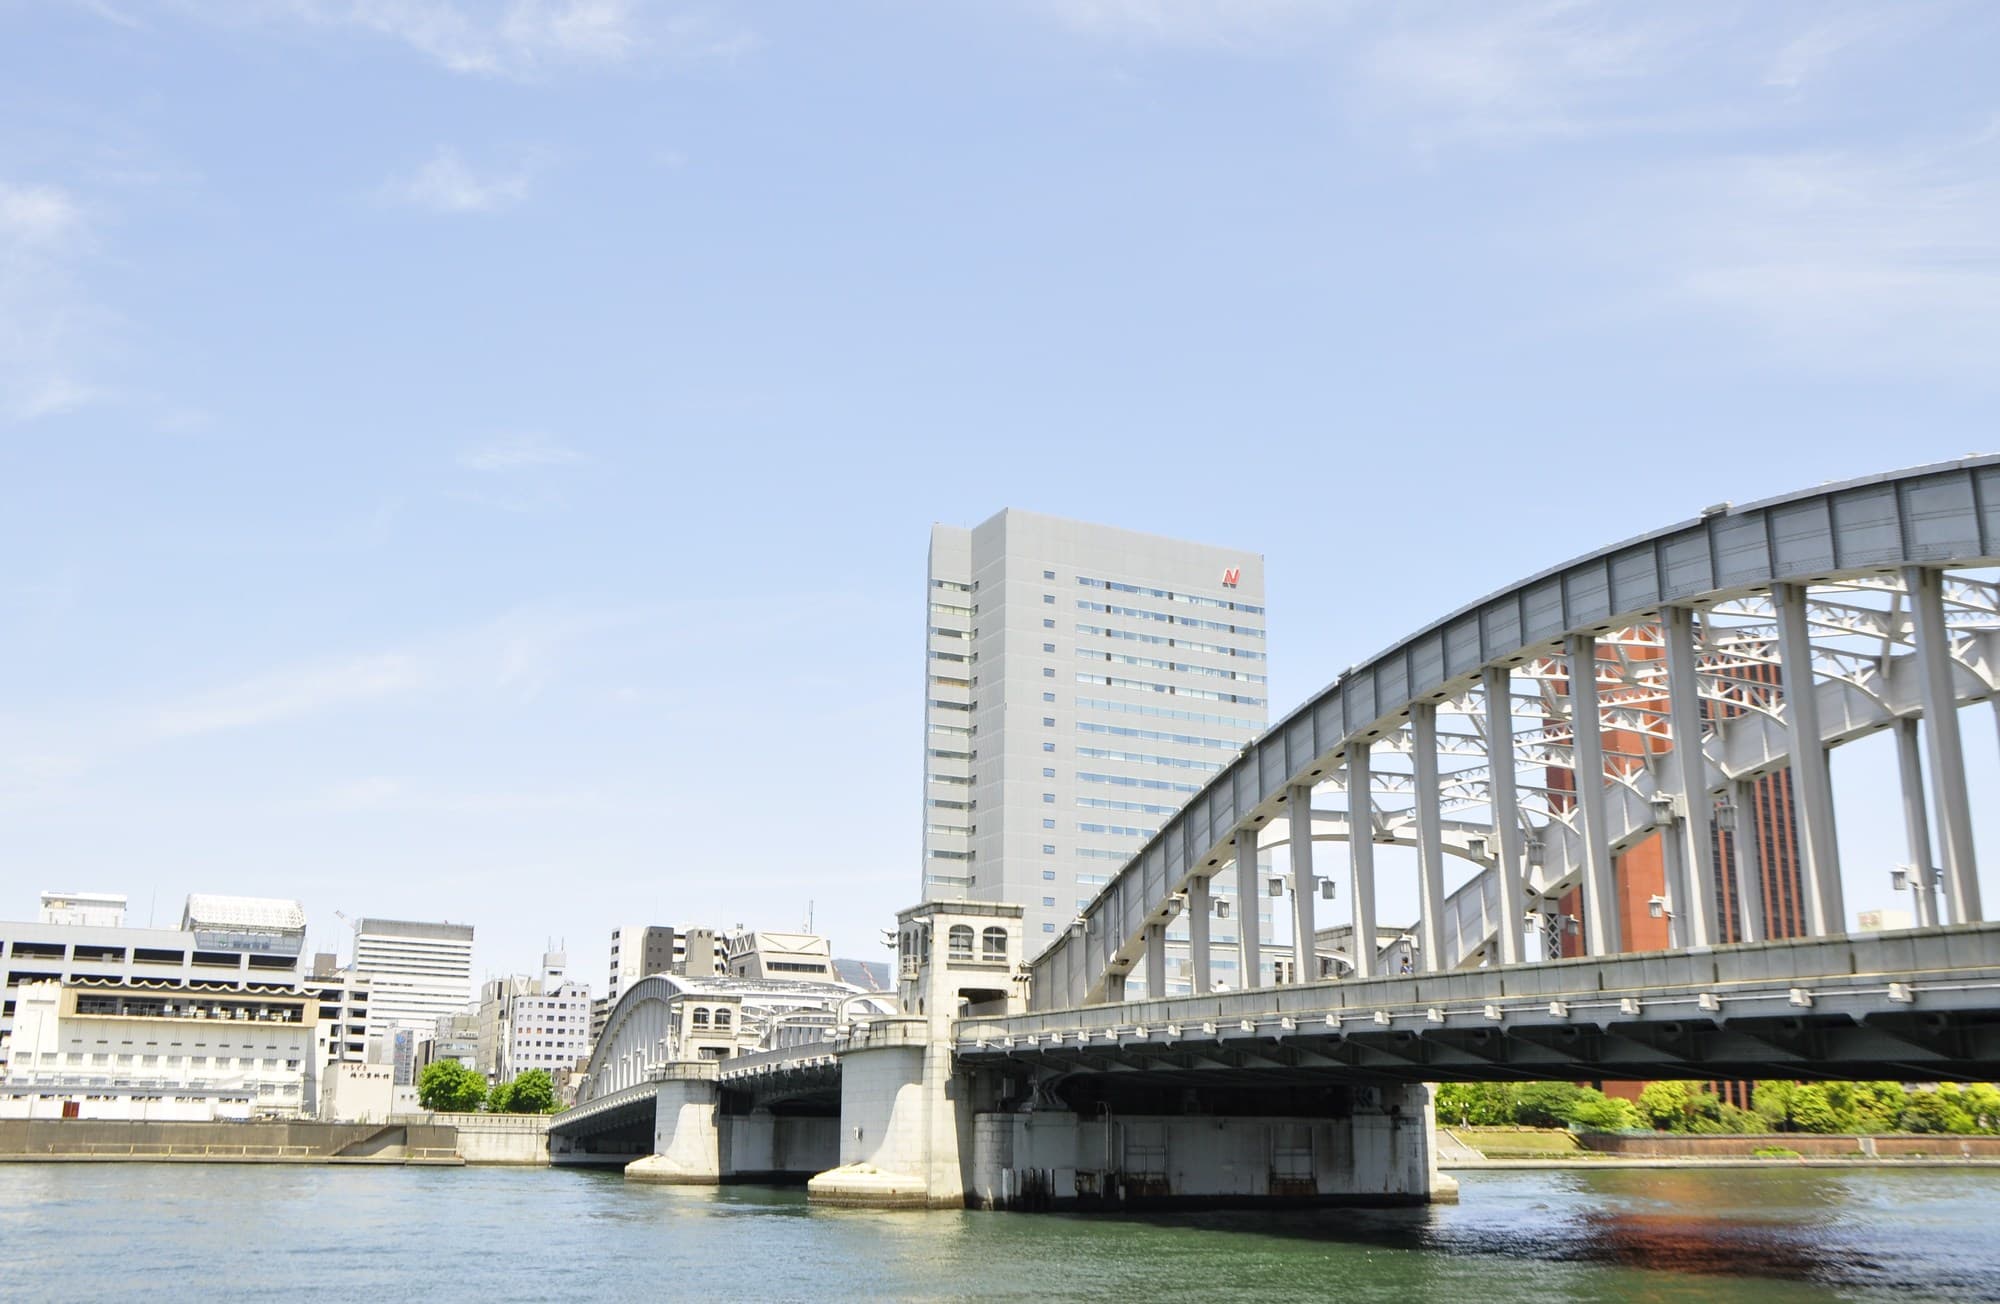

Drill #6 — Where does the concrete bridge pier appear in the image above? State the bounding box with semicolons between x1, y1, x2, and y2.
626;1063;722;1185
806;1018;969;1208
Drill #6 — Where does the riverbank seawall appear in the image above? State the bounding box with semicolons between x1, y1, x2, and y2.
0;1115;550;1165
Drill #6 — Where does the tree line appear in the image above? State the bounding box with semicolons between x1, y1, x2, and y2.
1436;1080;2000;1135
415;1060;560;1114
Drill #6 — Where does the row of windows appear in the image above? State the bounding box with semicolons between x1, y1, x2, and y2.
929;773;971;786
1076;745;1224;773
929;848;973;861
1078;795;1179;816
1079;770;1204;795
928;797;972;811
1074;623;1265;661
1077;719;1239;751
925;823;969;838
1078;822;1155;838
945;925;1009;961
929;626;971;640
1076;672;1265;706
926;746;972;761
930;650;969;664
1077;647;1266;684
929;723;971;738
1077;575;1263;616
1077;847;1135;860
1075;696;1257;732
1075;598;1264;639
932;578;972;594
929;601;974;618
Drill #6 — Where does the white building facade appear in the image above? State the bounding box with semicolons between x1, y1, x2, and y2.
922;511;1269;994
351;918;474;1040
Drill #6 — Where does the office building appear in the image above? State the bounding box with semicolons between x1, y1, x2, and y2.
1;893;307;1075
922;510;1268;993
725;931;834;981
1;978;316;1121
476;952;590;1084
351;918;475;1041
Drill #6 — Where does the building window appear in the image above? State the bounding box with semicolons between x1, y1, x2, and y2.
1043;793;1055;803
982;928;1008;961
1042;896;1056;907
1042;691;1055;702
1043;667;1055;678
1042;870;1056;881
1042;844;1055;854
948;925;975;960
1043;767;1056;778
1043;570;1055;580
1043;594;1055;605
1043;717;1055;727
1043;642;1055;653
1043;619;1055;629
715;1009;732;1029
1043;818;1055;829
1043;741;1055;752
1043;923;1056;933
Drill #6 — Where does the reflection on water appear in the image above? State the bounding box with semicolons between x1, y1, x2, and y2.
1;1163;1994;1302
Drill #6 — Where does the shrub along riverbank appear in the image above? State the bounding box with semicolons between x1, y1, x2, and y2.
1436;1080;2000;1136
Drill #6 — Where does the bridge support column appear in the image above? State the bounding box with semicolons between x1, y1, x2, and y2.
1729;778;1766;944
1188;875;1212;995
1236;827;1262;989
1774;582;1845;935
1288;785;1317;981
1348;744;1378;978
625;1063;721;1185
809;1020;967;1209
1907;565;1982;924
1481;667;1527;966
1566;634;1621;956
1411;704;1448;972
1663;605;1720;948
1103;971;1127;1003
1895;715;1940;929
1658;815;1689;948
1144;922;1167;998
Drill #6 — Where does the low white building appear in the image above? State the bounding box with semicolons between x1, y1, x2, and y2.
0;979;316;1121
726;931;834;981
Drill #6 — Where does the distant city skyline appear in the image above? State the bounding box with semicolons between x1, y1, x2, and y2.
6;5;2000;977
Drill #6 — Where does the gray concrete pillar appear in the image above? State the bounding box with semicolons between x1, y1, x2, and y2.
1144;921;1167;998
1772;582;1845;935
1348;743;1378;978
1730;778;1766;944
1235;826;1262;989
1481;666;1527;965
1565;633;1621;956
1187;875;1211;996
1906;566;1981;924
1103;970;1126;1003
1288;784;1317;982
1895;715;1940;929
1663;605;1720;948
1411;704;1448;972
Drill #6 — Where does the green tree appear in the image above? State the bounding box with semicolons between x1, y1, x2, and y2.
416;1059;486;1114
1637;1080;1695;1131
1563;1088;1643;1132
506;1069;558;1114
1788;1084;1841;1133
485;1079;516;1114
1960;1083;2000;1133
1752;1080;1798;1131
1900;1085;1977;1135
1513;1082;1584;1128
1436;1083;1517;1127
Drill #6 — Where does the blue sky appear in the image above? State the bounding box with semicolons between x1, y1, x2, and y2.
4;1;1999;983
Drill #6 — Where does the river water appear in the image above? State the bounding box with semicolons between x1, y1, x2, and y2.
3;1164;1995;1302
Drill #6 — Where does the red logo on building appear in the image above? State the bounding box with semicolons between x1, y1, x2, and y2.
1222;567;1240;588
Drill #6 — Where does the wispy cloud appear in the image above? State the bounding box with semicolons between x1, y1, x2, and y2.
1634;131;2000;377
161;0;758;79
150;652;423;738
0;180;107;423
458;432;584;471
381;147;535;214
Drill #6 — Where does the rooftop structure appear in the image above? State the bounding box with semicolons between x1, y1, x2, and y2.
38;892;127;929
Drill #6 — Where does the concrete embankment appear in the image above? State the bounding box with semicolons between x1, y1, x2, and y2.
0;1116;554;1165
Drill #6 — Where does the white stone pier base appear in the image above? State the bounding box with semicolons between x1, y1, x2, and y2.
624;1062;720;1185
807;1019;967;1209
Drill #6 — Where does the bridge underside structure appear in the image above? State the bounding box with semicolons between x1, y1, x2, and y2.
553;459;2000;1213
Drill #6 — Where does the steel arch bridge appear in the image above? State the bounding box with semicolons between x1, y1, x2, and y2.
1029;455;2000;1012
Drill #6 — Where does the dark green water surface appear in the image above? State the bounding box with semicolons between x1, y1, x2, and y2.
3;1164;1994;1302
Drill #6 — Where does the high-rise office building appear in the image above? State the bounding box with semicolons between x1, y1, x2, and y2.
922;510;1267;992
351;918;474;1041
